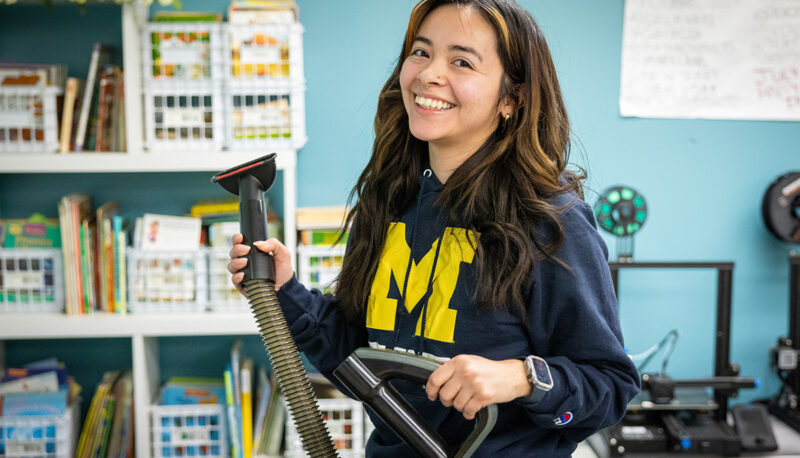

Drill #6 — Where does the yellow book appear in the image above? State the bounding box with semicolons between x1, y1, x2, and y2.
241;358;254;458
190;199;239;217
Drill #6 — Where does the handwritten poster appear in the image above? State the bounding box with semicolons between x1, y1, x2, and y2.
620;0;800;121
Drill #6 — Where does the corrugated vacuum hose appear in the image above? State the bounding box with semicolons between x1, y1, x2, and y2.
212;154;339;458
244;279;338;457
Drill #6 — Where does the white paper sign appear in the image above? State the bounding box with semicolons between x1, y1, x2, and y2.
620;0;800;120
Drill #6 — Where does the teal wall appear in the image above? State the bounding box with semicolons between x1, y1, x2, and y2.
1;0;798;406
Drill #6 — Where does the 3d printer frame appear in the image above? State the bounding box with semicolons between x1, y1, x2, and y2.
609;261;736;421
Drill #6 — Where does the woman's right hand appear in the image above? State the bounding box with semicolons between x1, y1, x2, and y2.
227;233;294;294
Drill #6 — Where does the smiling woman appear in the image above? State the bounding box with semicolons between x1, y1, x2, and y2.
228;0;640;456
400;5;514;181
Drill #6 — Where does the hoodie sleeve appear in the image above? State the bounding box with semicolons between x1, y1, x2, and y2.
275;275;368;379
515;199;640;442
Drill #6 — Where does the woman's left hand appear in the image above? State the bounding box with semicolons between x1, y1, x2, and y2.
425;354;532;420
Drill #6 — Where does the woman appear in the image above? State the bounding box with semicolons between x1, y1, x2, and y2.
229;0;640;455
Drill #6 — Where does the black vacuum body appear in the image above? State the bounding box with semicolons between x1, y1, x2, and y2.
334;348;497;458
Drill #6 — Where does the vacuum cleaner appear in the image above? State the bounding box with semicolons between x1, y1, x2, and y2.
213;154;496;458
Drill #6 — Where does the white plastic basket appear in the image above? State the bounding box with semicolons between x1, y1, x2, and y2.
223;80;306;150
284;398;365;458
126;248;208;313
142;22;225;83
207;247;250;312
297;244;345;294
0;400;79;458
225;22;304;83
143;82;225;152
151;404;227;458
0;248;64;313
0;85;62;153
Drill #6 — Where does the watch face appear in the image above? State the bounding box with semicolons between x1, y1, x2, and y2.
533;357;551;384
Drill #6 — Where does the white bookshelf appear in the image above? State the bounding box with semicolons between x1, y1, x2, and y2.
0;312;258;339
0;2;303;457
0;149;296;173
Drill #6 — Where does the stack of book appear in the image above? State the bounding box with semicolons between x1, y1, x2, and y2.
75;370;134;458
0;358;84;455
58;194;127;315
60;42;126;153
225;339;287;458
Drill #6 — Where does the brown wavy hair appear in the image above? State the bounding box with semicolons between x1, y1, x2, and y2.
335;0;584;320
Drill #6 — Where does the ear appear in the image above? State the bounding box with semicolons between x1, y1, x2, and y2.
500;96;515;118
499;83;523;118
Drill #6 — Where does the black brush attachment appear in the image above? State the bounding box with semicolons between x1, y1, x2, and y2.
211;153;277;282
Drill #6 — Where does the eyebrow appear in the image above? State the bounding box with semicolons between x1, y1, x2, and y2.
414;36;484;63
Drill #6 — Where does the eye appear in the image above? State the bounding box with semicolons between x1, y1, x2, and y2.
454;58;473;69
411;48;430;58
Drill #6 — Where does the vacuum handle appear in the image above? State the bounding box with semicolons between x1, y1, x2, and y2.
334;348;497;458
239;174;275;283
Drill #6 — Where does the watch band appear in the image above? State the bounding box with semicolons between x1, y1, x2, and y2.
524;355;553;403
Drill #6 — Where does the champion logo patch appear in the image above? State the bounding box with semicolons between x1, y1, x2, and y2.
553;412;573;426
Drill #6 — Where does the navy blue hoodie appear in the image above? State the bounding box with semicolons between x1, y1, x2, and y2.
276;169;640;457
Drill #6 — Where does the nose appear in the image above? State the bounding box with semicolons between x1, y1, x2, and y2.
417;60;445;89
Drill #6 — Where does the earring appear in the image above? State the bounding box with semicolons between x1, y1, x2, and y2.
503;113;511;121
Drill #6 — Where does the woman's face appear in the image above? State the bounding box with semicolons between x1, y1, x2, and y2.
400;4;512;156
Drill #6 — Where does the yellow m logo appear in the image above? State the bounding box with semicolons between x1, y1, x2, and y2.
366;222;477;343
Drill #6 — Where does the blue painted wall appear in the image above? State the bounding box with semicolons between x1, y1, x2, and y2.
1;0;798;406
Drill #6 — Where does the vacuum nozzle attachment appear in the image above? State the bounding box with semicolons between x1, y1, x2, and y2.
211;153;277;283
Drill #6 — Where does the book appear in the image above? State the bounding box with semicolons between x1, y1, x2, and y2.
252;366;271;453
81;370;122;458
80;214;98;313
74;43;112;152
140;213;202;252
113;215;127;314
106;372;133;458
299;228;348;247
230;339;244;457
2;366;68;388
209;221;241;248
95;66;118;152
1;390;68;416
296;205;349;230
241;358;253;458
0;371;60;394
228;0;298;24
190;198;239;218
151;11;223;22
58;193;91;314
59;77;82;153
160;377;226;405
96;202;120;312
259;371;285;456
2;213;61;248
224;366;243;458
112;68;126;152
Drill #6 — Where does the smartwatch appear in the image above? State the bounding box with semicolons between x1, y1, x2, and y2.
524;355;554;402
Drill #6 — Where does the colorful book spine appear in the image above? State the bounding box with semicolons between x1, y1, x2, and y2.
224;367;242;458
241;359;253;458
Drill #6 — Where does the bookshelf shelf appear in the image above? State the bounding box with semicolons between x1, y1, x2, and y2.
0;312;259;340
0;149;296;173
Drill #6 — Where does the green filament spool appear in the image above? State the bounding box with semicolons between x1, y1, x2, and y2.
594;185;648;237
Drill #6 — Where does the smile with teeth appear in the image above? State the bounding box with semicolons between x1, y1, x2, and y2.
415;94;454;111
